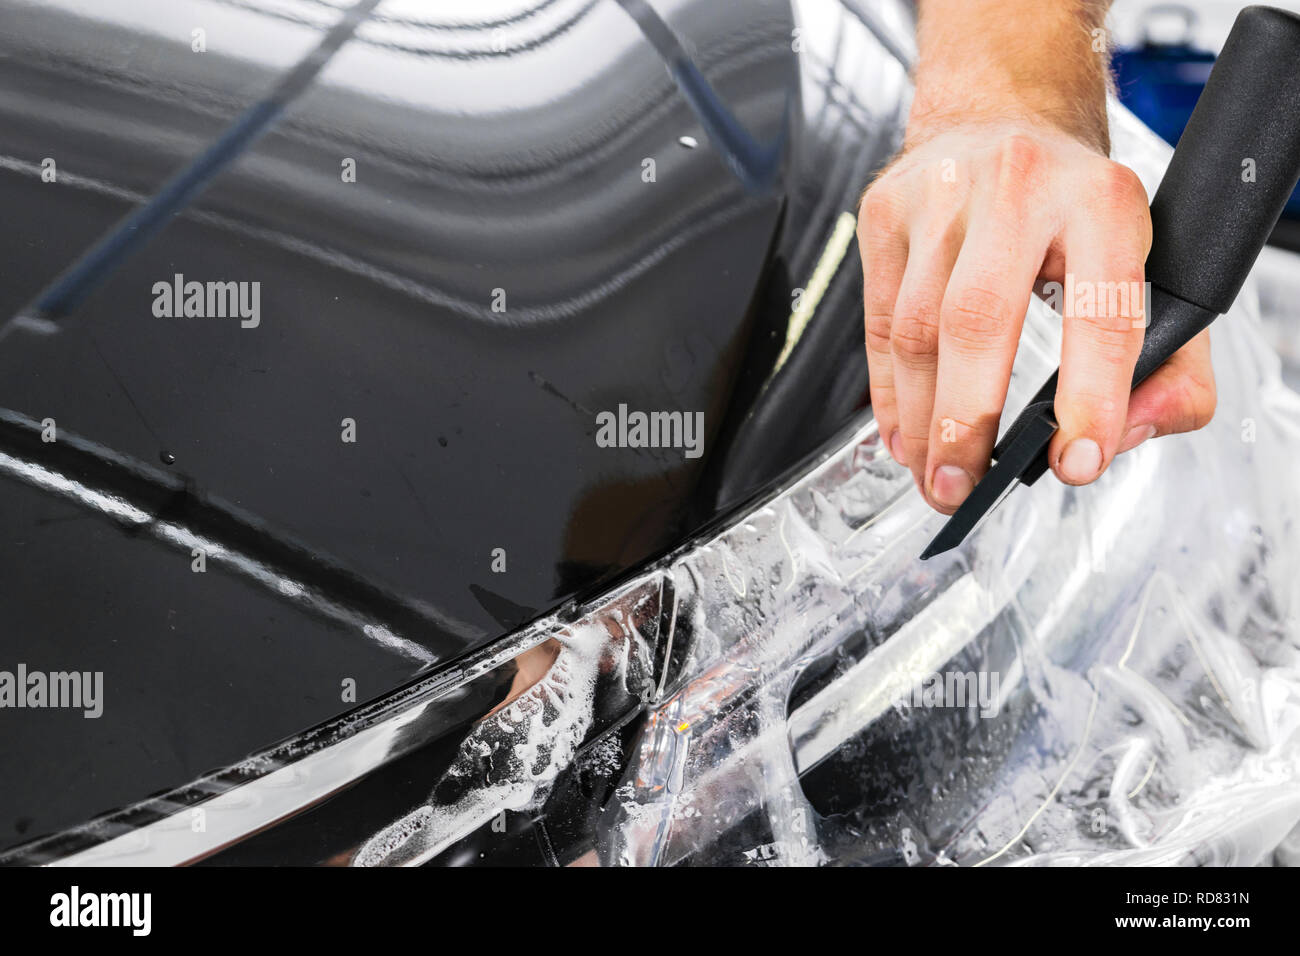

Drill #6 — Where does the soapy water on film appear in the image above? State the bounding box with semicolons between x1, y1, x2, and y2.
355;104;1300;866
353;623;607;866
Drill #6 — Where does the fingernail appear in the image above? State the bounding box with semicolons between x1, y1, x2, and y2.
932;465;974;507
1119;424;1157;454
889;429;907;466
1059;438;1103;483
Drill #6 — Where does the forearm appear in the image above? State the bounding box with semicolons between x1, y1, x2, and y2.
910;0;1114;152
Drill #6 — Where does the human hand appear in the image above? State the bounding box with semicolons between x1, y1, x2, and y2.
858;120;1215;514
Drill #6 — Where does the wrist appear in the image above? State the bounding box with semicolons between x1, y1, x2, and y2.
905;87;1110;156
907;1;1113;154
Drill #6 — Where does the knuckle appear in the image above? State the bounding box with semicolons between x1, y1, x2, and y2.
1070;387;1126;423
859;182;904;235
945;285;1013;347
865;310;894;353
1094;394;1126;424
933;411;1002;446
1089;161;1148;211
891;310;940;363
1084;271;1148;327
1074;299;1146;340
1088;319;1143;352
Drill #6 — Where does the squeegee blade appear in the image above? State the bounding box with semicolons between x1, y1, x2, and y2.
919;415;1057;559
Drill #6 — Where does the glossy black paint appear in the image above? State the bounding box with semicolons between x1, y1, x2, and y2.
0;0;878;852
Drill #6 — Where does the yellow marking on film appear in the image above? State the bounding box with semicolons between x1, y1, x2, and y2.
1128;753;1157;800
772;210;859;376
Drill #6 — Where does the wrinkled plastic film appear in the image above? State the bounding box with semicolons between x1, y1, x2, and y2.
599;103;1300;867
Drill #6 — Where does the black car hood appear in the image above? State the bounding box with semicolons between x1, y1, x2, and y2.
0;0;827;847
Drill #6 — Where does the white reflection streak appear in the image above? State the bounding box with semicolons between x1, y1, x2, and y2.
790;575;995;773
778;510;798;593
0;154;763;326
0;450;435;665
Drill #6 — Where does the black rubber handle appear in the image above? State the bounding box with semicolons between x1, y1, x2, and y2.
1146;5;1300;316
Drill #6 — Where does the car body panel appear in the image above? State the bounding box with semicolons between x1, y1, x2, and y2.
0;0;891;850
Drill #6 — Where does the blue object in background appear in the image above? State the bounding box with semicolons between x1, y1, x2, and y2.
1113;3;1300;220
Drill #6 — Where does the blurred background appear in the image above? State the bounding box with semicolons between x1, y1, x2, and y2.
1107;0;1300;385
1109;0;1300;250
1111;0;1300;49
